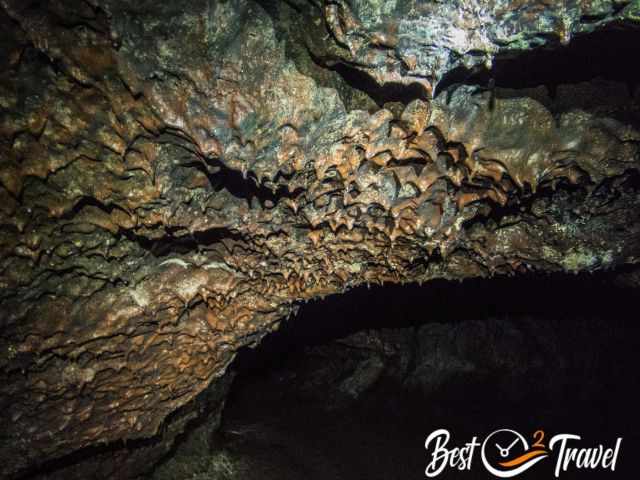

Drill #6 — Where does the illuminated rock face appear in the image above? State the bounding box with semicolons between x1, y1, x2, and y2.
0;0;639;476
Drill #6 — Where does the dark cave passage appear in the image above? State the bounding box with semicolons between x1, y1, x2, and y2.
152;271;640;480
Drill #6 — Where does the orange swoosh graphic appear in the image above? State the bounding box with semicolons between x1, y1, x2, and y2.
499;449;548;468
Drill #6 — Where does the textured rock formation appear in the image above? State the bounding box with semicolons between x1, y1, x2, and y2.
1;0;639;477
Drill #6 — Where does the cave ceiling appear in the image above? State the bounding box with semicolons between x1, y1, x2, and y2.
0;0;639;477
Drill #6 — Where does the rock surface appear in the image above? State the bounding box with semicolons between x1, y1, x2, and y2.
0;0;639;477
177;300;640;480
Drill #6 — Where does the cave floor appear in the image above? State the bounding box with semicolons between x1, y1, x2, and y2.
151;357;639;480
217;389;428;480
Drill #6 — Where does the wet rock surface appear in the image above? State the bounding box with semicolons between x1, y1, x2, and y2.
0;0;639;477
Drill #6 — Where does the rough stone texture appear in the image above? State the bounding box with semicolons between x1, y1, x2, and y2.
26;373;234;480
0;0;639;477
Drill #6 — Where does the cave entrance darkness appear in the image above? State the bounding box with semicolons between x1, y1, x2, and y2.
153;271;640;480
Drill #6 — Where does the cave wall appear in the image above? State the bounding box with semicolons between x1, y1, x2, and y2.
1;0;639;477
